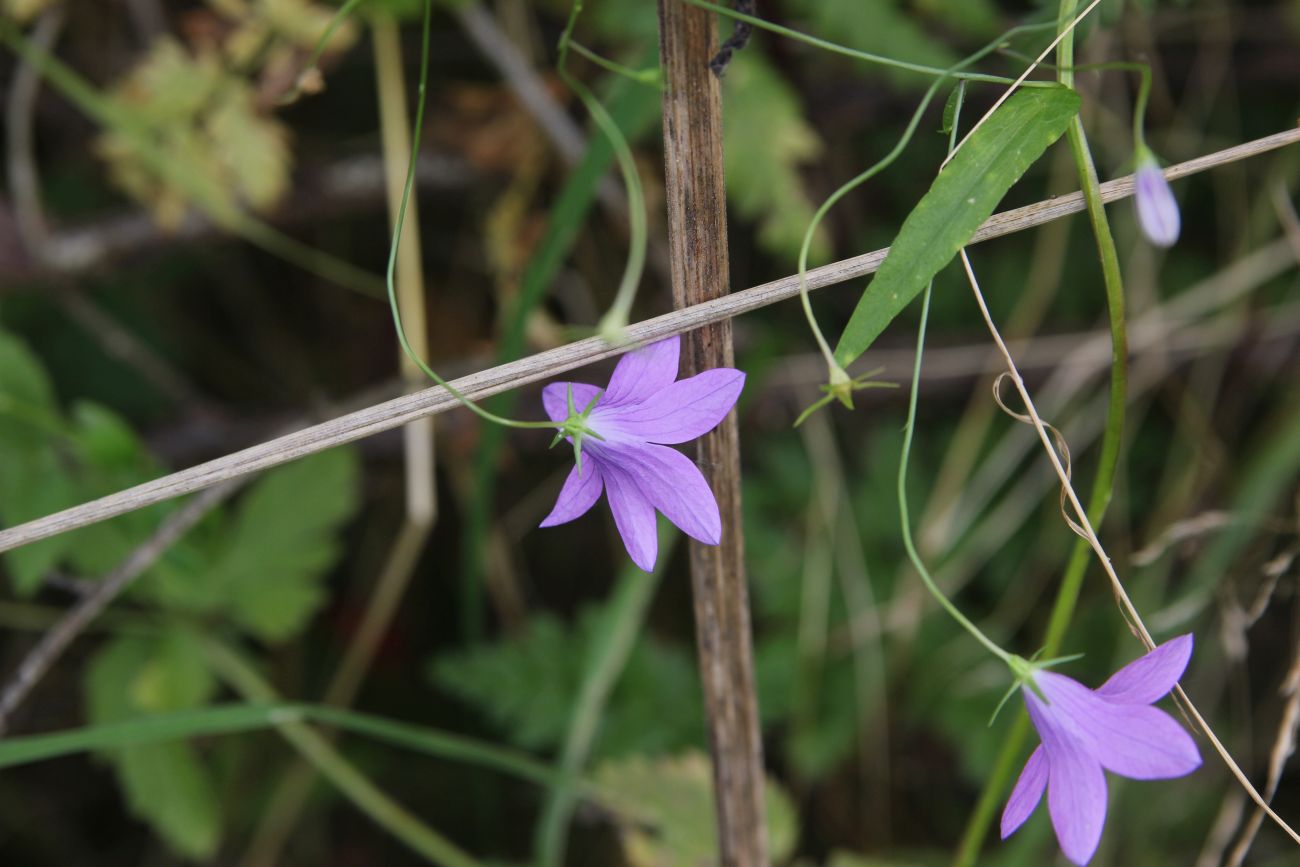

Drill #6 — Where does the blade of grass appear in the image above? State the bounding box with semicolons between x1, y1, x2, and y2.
0;701;559;789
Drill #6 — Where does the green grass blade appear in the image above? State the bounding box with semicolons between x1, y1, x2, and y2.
0;702;559;789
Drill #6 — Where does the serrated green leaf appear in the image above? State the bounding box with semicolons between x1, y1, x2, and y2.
593;752;798;867
432;609;703;759
62;401;173;577
0;329;59;447
210;448;360;640
85;631;220;859
723;52;828;263
98;38;292;225
0;447;80;595
833;86;1081;367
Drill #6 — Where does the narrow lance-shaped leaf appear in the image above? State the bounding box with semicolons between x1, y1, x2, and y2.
833;85;1081;367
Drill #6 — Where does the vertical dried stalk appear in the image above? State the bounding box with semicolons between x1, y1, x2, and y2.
656;3;767;865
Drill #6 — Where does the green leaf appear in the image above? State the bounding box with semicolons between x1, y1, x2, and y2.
85;631;221;859
432;609;703;759
0;329;59;447
210;448;360;640
63;401;173;576
833;86;1080;367
593;752;799;867
723;52;828;263
0;447;80;595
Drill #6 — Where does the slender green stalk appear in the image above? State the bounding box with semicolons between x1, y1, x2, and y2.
683;0;1026;85
896;84;1013;668
556;1;650;342
534;530;674;867
899;286;1010;667
951;2;1130;862
201;638;484;867
383;0;553;432
568;41;660;86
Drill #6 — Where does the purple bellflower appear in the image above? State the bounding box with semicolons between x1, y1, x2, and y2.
1134;152;1180;248
539;335;745;572
1001;634;1202;865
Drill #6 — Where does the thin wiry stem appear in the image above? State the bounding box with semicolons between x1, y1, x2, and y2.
0;129;1296;556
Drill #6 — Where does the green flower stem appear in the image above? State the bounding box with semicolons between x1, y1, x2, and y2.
897;84;1014;669
568;41;660;87
302;0;368;77
0;18;384;298
200;637;484;867
900;284;1011;668
951;3;1129;863
557;1;650;343
997;52;1154;152
383;0;552;432
683;0;1029;85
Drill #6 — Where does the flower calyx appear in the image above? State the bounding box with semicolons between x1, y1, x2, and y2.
793;364;899;427
549;383;605;477
990;650;1086;726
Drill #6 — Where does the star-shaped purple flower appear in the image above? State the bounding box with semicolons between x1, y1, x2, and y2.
539;335;745;571
1001;633;1202;865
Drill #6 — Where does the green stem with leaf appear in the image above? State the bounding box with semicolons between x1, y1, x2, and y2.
952;2;1129;862
895;84;1015;670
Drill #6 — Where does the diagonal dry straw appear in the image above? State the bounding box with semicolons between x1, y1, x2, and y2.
0;128;1298;556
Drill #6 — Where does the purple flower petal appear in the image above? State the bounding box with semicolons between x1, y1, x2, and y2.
542;382;602;423
1135;161;1180;248
1026;692;1108;866
1096;634;1193;705
1001;745;1047;839
593;369;745;444
1044;737;1107;866
602;336;680;406
539;462;605;528
1036;672;1201;780
602;463;659;571
599;442;721;545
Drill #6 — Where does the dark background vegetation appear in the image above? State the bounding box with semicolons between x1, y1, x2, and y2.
2;0;1300;864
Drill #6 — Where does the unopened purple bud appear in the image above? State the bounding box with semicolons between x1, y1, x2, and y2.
1134;158;1180;248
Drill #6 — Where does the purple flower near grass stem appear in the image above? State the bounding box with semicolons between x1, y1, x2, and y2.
539;336;745;571
1001;634;1202;865
1134;154;1180;247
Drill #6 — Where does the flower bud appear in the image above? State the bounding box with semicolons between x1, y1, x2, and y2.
1134;155;1180;248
